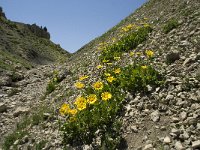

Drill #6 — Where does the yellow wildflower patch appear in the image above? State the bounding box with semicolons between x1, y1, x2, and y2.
74;82;85;89
114;68;121;74
79;75;89;81
130;52;135;57
136;52;141;55
59;103;70;116
96;65;103;69
107;63;113;65
87;94;97;104
114;57;120;60
145;50;154;58
68;109;78;115
101;92;112;101
102;59;109;63
74;96;87;111
107;76;116;83
93;81;103;90
141;65;147;69
104;73;111;76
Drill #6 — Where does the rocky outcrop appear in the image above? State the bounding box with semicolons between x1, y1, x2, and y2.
0;7;7;19
27;24;50;39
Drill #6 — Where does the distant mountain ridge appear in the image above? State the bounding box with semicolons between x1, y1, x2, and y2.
0;7;70;73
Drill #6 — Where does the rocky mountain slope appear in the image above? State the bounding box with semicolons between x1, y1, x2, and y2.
0;7;70;76
0;0;200;149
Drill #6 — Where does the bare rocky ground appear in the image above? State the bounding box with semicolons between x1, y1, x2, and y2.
0;0;200;149
0;65;55;143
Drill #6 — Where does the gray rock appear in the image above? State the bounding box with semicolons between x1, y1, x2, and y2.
172;117;180;123
0;102;7;113
163;145;170;150
166;94;174;100
171;128;181;135
183;54;197;66
130;125;138;133
163;136;171;144
13;107;30;117
143;144;153;150
150;110;160;122
175;141;184;150
166;50;180;64
179;112;187;120
192;140;200;149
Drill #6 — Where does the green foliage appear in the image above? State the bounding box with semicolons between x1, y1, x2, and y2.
2;130;28;150
2;106;52;149
45;70;60;94
163;19;179;34
35;140;47;150
99;26;152;62
3;117;32;149
46;81;56;94
117;65;162;93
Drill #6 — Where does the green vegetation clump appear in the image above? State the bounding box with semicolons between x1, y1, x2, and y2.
2;106;52;149
163;19;179;34
99;25;152;62
59;22;164;149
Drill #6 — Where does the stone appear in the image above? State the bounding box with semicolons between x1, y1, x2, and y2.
172;117;180;123
143;144;153;150
166;94;174;100
0;102;7;113
175;141;184;150
13;107;30;117
131;125;138;133
166;50;180;64
179;112;187;120
171;128;181;135
192;140;200;149
163;145;170;150
150;110;160;122
163;136;171;144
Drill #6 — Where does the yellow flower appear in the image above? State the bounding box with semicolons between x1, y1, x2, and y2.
145;50;154;57
79;75;89;81
87;94;97;104
114;57;120;60
107;63;113;65
93;81;103;90
101;92;112;101
74;96;87;111
74;82;85;89
53;77;57;82
68;109;78;115
127;24;133;29
104;73;111;76
114;68;121;74
130;52;135;56
96;65;103;69
141;65;147;69
144;17;148;20
59;103;70;116
136;52;141;55
102;59;109;63
107;76;116;83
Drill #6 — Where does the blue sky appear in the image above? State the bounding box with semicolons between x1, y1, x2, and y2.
0;0;147;53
